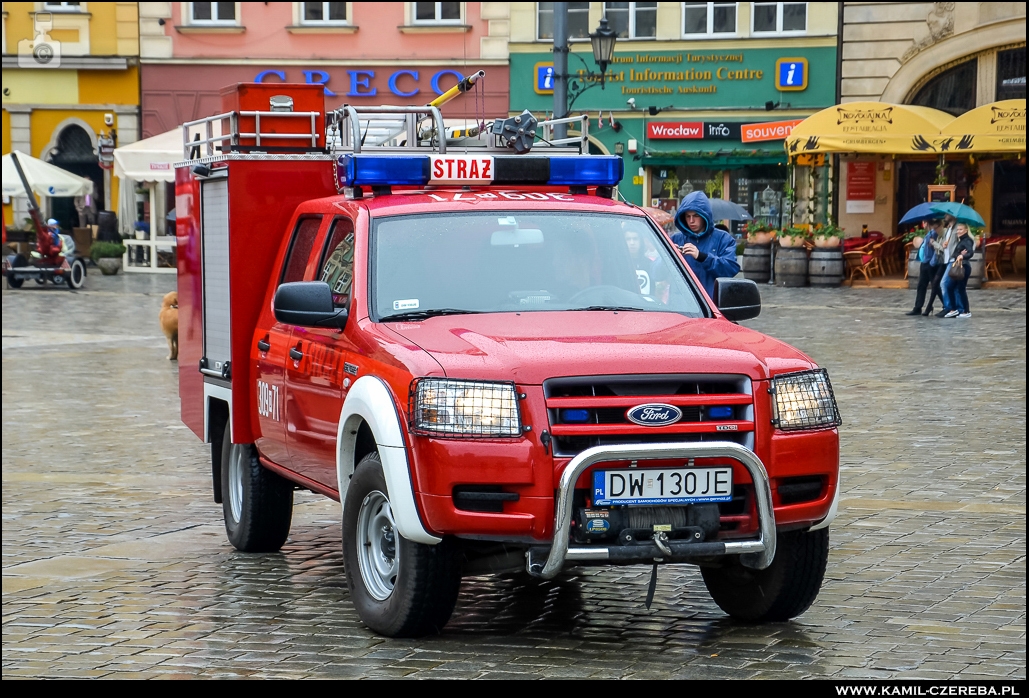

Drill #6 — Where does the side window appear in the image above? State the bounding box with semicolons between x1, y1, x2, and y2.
281;216;323;285
318;217;355;308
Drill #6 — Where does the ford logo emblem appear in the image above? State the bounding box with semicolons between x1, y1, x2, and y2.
626;403;682;427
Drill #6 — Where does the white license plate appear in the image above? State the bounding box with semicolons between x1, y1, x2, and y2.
592;467;733;506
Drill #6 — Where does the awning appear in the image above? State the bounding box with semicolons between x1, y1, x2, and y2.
643;148;786;168
2;150;94;198
113;123;224;183
785;102;953;157
938;99;1026;153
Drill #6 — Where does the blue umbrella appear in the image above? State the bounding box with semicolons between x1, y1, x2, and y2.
899;202;942;226
929;201;985;227
708;198;752;221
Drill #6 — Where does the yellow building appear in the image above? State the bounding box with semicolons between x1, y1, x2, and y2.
2;1;140;229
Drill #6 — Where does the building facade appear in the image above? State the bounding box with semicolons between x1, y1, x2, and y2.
507;2;840;222
137;1;512;138
2;1;141;229
839;2;1025;238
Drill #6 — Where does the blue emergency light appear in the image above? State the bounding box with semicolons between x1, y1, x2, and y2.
337;154;623;189
707;406;734;420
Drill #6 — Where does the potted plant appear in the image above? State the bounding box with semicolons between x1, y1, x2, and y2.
91;241;126;275
813;223;845;248
743;221;776;246
778;226;808;248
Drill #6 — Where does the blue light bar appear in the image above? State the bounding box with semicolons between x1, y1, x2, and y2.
338;154;430;188
547;156;624;186
561;409;590;423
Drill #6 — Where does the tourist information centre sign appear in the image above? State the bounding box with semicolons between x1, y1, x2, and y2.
510;47;835;112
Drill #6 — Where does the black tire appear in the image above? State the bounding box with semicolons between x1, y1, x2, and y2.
6;274;23;289
220;430;293;552
342;452;461;637
67;259;85;289
701;527;829;623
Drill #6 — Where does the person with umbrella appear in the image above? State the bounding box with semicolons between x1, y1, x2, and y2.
670;191;740;298
928;214;959;317
943;223;975;319
906;217;945;316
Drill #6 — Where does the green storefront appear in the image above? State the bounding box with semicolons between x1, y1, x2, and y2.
509;45;836;229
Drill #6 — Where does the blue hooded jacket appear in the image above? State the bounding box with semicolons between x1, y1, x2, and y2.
670;191;741;298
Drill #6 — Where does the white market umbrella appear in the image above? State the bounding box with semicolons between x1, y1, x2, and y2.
2;150;94;198
114;123;225;183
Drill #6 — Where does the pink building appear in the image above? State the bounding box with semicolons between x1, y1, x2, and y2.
139;2;511;137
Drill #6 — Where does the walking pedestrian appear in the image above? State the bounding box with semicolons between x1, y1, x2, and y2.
943;223;975;319
670;191;740;298
906;218;944;316
928;215;958;317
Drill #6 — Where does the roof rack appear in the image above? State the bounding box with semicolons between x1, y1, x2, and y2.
326;105;592;156
181;110;322;159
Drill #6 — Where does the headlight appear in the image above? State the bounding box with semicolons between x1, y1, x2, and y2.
770;369;841;431
409;378;522;438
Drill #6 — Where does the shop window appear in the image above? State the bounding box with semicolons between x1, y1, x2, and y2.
996;47;1026;101
910;59;977;116
683;2;737;37
413;2;461;23
604;2;657;40
191;2;236;23
752;2;806;34
992;160;1026;237
302;2;347;23
537;2;591;41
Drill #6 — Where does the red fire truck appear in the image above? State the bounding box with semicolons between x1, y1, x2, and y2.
176;82;841;638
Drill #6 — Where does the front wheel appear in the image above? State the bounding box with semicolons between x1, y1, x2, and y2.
220;432;293;552
67;259;85;289
701;528;829;623
342;452;461;637
6;274;24;289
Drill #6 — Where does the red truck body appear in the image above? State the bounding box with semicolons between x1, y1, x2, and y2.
175;84;841;637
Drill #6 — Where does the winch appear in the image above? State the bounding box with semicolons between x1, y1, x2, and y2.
572;504;720;544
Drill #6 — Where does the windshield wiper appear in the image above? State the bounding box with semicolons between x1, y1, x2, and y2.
569;305;645;312
382;308;484;322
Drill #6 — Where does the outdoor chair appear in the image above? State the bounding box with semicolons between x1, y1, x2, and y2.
844;249;877;282
903;242;915;279
983;242;1003;281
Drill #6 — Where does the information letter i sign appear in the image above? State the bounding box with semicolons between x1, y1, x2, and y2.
535;62;555;95
775;57;808;91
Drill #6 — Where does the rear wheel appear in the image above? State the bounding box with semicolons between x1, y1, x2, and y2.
67;259;85;289
6;274;23;289
342;452;461;637
220;431;293;552
701;528;829;623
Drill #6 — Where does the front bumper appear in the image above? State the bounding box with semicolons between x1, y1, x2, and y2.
527;441;776;579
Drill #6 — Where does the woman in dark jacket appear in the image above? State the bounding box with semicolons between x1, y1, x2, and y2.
943;223;975;319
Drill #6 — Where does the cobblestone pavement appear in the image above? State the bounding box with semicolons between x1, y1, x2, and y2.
2;275;1025;679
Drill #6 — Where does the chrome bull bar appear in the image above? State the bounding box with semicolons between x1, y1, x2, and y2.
528;442;776;579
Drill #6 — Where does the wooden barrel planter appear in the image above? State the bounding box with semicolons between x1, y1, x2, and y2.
774;246;808;287
742;244;771;283
809;248;844;287
907;250;921;289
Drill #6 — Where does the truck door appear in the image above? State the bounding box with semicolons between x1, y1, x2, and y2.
284;216;357;489
254;215;323;467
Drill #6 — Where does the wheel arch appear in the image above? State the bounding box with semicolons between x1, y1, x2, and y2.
336;375;441;545
205;384;232;504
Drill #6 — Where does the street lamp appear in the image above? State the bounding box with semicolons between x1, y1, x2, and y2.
589;18;618;87
552;5;618;138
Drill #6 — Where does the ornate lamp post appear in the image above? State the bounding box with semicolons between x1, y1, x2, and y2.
553;8;618;138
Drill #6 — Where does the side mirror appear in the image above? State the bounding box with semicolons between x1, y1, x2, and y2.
273;281;348;328
715;278;761;322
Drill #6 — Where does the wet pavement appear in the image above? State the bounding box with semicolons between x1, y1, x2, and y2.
2;274;1025;679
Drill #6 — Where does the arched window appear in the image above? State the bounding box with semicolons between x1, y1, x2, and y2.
910;59;977;116
49;124;96;165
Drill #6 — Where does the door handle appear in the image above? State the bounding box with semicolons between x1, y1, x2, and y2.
289;347;304;362
257;337;270;352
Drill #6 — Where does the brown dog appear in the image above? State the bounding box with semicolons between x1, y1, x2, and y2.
159;291;179;360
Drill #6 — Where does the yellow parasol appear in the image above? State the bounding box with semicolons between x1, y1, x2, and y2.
785;102;953;157
938;99;1026;153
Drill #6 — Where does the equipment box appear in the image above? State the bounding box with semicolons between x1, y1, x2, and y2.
220;83;326;152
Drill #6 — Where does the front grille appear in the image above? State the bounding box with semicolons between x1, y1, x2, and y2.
544;374;755;457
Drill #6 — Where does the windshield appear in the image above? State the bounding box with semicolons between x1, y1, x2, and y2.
371;212;706;320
